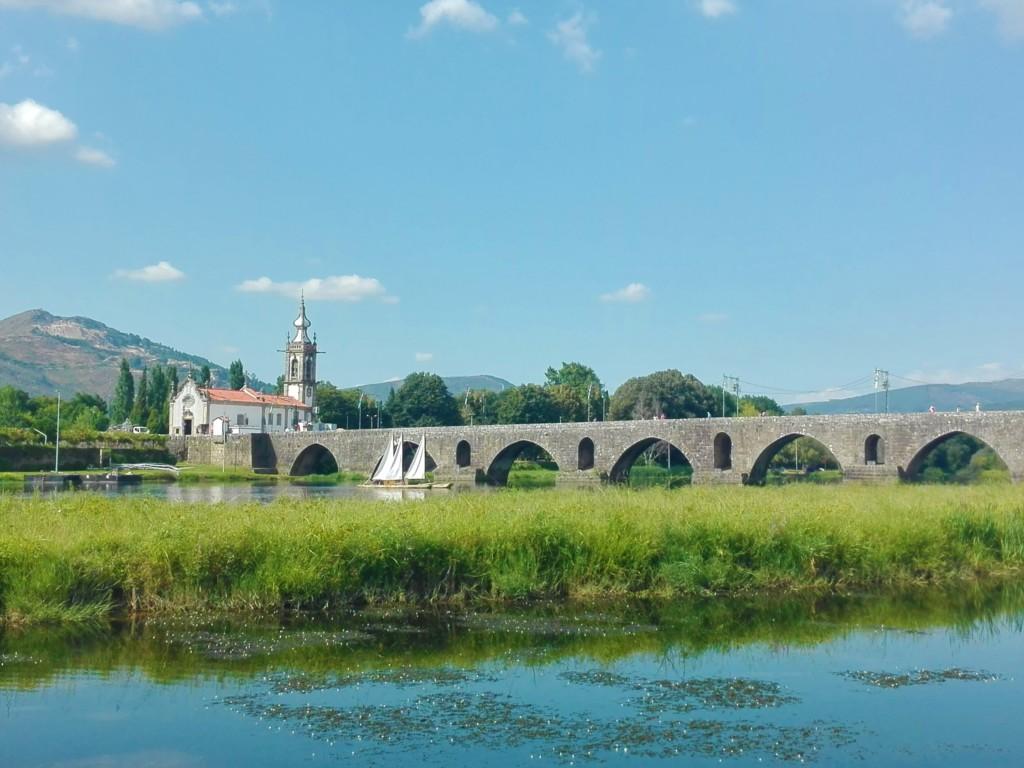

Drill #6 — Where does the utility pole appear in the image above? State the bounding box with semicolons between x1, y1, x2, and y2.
722;375;740;417
357;393;364;430
874;369;890;414
587;384;593;422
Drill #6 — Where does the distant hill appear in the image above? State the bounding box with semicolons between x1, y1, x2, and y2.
787;379;1024;415
0;309;269;398
353;374;515;402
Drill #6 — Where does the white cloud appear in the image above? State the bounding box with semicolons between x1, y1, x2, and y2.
67;36;79;52
0;99;77;147
237;274;395;303
548;12;601;73
507;8;526;26
415;352;434;363
980;0;1024;40
0;0;203;30
696;0;737;19
113;261;186;283
407;0;498;38
208;1;235;16
600;282;650;303
75;145;116;167
900;1;953;38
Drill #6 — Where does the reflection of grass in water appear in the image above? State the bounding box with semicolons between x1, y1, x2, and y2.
838;668;1000;688
506;466;557;489
3;580;1024;692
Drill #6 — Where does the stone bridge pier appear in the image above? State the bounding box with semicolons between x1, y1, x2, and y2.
168;411;1024;486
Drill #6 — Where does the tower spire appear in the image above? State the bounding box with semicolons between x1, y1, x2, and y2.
292;292;311;343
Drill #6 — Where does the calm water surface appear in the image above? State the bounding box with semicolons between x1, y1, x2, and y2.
2;586;1023;767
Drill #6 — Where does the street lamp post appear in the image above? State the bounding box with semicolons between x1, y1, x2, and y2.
587;384;593;422
357;393;364;430
54;391;61;473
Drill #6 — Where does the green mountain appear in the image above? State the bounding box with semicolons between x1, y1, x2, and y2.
0;309;268;398
353;374;514;402
787;379;1024;415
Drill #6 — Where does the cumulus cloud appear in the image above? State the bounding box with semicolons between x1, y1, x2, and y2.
980;0;1024;40
208;1;235;16
407;0;498;38
900;1;953;38
114;261;185;283
415;352;434;363
237;274;395;303
0;99;76;147
548;12;601;73
75;145;115;167
600;282;650;303
696;0;737;19
0;0;203;30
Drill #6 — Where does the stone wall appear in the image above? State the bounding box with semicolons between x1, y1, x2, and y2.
173;411;1024;485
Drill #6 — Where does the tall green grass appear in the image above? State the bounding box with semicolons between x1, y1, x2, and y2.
2;484;1024;624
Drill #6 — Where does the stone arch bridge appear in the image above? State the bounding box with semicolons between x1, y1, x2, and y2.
169;412;1024;485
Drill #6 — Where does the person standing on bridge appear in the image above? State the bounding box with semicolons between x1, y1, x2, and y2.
928;405;936;413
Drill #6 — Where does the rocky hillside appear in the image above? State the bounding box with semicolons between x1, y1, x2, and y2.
0;309;234;398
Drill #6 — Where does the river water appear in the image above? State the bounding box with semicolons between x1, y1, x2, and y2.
2;585;1023;767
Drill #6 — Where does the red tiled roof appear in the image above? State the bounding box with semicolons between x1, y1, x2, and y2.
202;386;312;410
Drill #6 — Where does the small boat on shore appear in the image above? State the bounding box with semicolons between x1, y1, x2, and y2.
363;433;451;490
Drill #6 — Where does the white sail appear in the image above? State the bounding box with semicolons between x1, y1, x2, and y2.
405;437;426;481
371;434;404;482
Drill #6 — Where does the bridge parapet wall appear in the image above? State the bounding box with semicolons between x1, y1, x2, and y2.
175;411;1024;485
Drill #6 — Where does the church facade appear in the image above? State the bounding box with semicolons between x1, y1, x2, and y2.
169;300;319;436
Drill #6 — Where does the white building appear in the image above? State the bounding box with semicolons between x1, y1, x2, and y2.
169;299;319;436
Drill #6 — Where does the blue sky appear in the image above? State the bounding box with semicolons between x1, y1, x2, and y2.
1;0;1022;402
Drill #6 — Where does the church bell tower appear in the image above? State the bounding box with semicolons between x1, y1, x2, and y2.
283;296;317;409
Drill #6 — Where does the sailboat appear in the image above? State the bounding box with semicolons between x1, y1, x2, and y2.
364;433;451;489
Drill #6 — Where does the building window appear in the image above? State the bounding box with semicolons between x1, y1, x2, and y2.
305;357;312;379
237;413;246;426
291;357;298;378
276;413;282;426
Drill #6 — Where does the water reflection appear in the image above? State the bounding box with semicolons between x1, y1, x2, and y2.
2;584;1024;765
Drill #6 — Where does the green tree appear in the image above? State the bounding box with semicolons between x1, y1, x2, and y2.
167;365;179;399
199;365;212;387
460;389;501;425
145;366;170;434
609;370;717;421
548;384;587;422
388;372;461;427
495;384;560;424
228;359;246;390
316;383;372;429
544;362;605;419
789;406;808;416
275;375;285;396
131;368;150;426
110;359;135;425
65;393;110;433
0;385;31;428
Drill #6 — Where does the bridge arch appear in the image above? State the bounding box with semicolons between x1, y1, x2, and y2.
456;440;472;468
746;433;842;486
289;443;340;477
486;440;559;486
609;437;692;485
902;431;1009;483
578;437;595;471
865;434;884;465
714;432;733;470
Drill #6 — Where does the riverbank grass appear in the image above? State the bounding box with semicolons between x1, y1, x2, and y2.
2;485;1024;624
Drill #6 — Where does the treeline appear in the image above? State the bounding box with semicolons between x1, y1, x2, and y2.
0;358;182;441
317;363;786;429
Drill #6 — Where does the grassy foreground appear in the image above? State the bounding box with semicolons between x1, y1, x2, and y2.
2;484;1024;624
